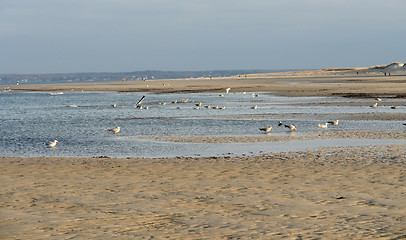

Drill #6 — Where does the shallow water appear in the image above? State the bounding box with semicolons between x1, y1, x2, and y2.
1;91;405;158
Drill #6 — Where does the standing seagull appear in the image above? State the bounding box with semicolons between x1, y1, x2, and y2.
318;123;328;129
225;88;231;94
48;140;59;148
108;126;120;134
260;126;272;133
285;124;297;132
328;120;339;126
371;102;378;108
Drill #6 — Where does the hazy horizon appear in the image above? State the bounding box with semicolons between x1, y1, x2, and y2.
1;0;405;74
0;68;311;76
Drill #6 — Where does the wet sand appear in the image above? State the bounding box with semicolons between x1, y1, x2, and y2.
1;71;406;239
143;130;406;143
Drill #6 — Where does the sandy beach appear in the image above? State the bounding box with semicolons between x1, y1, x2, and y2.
4;70;406;98
1;70;406;239
1;145;405;239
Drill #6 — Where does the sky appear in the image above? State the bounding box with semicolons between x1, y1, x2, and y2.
1;0;405;74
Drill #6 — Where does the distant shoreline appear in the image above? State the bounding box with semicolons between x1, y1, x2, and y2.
1;62;405;86
3;72;406;97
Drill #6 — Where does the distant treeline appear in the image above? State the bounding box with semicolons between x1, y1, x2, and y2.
0;69;294;85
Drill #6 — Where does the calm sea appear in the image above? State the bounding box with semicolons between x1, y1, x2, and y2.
1;91;405;158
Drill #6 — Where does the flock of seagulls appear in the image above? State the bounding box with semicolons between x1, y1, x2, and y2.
257;97;401;134
258;119;339;134
370;97;398;110
46;92;405;148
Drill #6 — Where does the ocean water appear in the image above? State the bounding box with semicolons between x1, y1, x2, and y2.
1;91;405;158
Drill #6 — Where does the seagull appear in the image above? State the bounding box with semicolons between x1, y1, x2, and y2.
251;105;258;110
391;106;398;109
371;102;378;108
375;98;382;102
112;103;117;108
278;121;283;127
196;102;202;107
225;88;231;94
108;126;120;134
48;140;59;148
318;123;328;129
260;126;272;133
285;124;297;131
328;120;339;125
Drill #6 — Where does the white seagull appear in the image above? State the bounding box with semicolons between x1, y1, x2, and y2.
318;123;328;129
48;140;59;148
108;126;120;134
225;88;231;94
